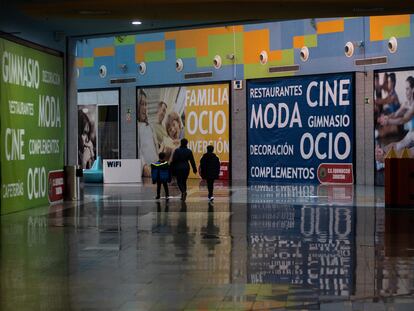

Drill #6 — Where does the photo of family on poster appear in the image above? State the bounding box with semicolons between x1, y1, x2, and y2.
137;87;187;177
374;70;414;185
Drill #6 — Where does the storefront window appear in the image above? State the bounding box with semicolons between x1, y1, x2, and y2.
77;90;119;168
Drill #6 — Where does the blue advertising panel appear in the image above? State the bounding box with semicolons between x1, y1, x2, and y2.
248;73;354;184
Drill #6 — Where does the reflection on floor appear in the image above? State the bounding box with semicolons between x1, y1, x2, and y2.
1;180;414;310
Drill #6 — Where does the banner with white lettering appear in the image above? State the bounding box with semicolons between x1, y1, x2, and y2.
137;83;230;179
248;74;354;184
0;38;64;214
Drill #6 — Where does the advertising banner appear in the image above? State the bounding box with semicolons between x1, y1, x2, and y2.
137;83;230;179
0;38;64;214
248;73;354;184
77;90;119;168
77;105;97;169
374;70;414;186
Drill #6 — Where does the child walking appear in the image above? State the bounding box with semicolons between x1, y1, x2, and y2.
151;152;171;200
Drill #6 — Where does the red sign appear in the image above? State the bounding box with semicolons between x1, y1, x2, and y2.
317;163;353;184
48;170;64;202
219;161;229;180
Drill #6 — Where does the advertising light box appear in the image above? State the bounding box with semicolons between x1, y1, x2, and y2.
137;83;230;179
0;38;64;214
247;74;354;184
373;70;414;186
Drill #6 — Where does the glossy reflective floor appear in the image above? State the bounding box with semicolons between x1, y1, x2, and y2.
1;180;414;310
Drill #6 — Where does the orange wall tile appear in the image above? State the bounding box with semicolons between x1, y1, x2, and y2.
316;20;344;34
370;15;410;41
293;36;305;49
165;26;242;57
93;46;115;57
243;29;270;64
135;41;165;63
269;50;283;61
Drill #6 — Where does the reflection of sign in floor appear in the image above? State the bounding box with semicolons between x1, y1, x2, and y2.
185;283;320;310
248;205;355;297
317;184;354;205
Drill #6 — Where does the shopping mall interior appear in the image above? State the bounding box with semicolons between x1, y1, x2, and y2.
1;1;414;310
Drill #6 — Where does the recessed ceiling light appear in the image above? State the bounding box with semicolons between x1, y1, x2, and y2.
132;21;142;25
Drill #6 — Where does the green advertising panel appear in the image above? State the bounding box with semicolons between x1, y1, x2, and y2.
0;38;64;214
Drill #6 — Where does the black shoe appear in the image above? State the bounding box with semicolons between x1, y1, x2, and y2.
181;192;187;201
155;196;160;200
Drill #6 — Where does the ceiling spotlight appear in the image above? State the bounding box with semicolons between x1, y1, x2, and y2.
132;21;142;25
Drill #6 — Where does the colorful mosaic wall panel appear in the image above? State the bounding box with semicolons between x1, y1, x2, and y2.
76;15;413;88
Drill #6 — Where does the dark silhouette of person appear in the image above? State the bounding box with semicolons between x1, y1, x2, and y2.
171;138;197;201
199;145;221;201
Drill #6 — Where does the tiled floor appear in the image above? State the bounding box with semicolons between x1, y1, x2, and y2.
1;180;414;310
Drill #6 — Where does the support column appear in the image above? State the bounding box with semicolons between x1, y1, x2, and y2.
120;86;137;159
231;81;247;185
66;38;78;165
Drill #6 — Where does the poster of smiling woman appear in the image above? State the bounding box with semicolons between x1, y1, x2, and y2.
137;83;230;179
